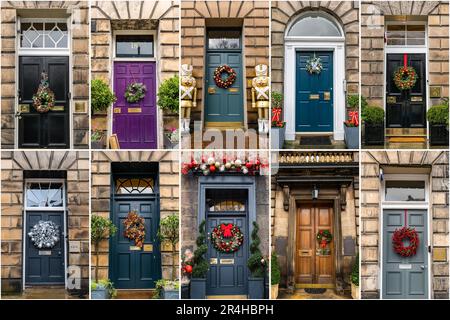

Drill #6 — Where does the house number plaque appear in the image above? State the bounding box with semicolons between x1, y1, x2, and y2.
387;96;396;104
39;251;52;256
208;87;216;94
114;108;121;113
129;246;142;251
210;258;218;265
19;104;30;113
323;92;331;100
399;264;412;269
220;259;234;265
143;244;153;252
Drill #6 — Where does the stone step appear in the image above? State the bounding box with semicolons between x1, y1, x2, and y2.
385;128;427;136
116;289;156;299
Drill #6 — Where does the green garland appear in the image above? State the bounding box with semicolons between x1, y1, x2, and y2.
125;82;147;103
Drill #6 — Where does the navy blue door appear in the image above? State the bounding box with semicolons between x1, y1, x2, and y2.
25;211;65;284
206;209;248;295
110;199;161;289
296;51;333;132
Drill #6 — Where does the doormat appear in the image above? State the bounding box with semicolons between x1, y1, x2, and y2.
300;136;332;146
304;288;327;294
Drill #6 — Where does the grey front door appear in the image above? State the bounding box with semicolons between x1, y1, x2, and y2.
383;209;428;299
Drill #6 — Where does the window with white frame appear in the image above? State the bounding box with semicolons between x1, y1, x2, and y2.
287;12;343;37
383;174;428;202
385;19;427;47
20;21;68;49
25;181;64;208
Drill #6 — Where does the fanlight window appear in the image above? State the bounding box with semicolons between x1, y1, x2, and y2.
26;182;64;208
20;22;68;49
115;178;154;194
287;13;342;37
386;23;426;46
207;200;246;212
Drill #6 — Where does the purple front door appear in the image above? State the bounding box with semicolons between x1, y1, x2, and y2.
113;62;157;149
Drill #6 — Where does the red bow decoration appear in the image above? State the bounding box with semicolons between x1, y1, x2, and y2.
271;108;282;122
403;53;408;68
348;111;359;126
221;224;233;238
320;239;327;249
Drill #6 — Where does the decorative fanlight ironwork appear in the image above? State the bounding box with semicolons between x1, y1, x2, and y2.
26;182;64;208
115;178;154;194
20;22;68;49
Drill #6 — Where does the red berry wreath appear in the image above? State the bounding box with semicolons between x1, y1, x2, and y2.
214;65;237;89
393;66;418;91
392;226;419;257
211;223;244;253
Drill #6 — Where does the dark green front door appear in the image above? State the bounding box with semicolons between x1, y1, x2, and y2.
205;29;243;125
296;51;333;132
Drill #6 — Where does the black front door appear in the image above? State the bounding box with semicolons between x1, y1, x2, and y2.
19;56;70;148
25;211;65;285
386;54;426;128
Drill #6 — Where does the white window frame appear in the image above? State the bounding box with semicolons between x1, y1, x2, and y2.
385;20;428;49
22;178;68;290
380;173;431;299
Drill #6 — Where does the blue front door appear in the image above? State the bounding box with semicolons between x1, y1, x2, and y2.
296;51;333;132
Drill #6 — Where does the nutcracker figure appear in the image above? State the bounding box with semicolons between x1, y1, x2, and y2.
251;64;270;133
180;64;197;134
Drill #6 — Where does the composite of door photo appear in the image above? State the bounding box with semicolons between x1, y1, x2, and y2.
1;0;450;305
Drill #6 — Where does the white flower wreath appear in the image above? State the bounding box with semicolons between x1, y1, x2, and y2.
28;220;60;249
306;54;323;75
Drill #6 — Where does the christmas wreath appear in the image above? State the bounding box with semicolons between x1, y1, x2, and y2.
392;227;419;257
393;66;418;90
28;220;60;249
306;54;323;75
32;72;55;113
125;82;147;103
316;230;332;252
214;65;237;89
123;211;146;248
211;223;244;253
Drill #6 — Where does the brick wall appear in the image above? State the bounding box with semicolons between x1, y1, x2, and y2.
361;151;449;299
1;1;90;149
90;151;179;281
181;0;269;129
1;151;90;294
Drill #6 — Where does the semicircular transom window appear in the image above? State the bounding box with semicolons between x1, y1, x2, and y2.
287;13;342;37
115;178;155;194
26;182;64;208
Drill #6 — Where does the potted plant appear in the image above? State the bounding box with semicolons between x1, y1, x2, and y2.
427;100;449;146
350;253;359;299
91;78;116;115
158;75;179;116
190;220;208;299
362;105;385;146
164;127;179;149
90;215;117;299
181;249;194;299
344;95;360;149
270;91;285;149
271;252;281;299
157;214;180;299
91;129;105;149
247;222;265;299
155;279;179;300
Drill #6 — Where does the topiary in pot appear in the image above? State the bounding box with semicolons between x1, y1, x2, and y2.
270;252;281;299
350;253;359;299
158;214;179;281
427;102;449;146
158;75;179;115
344;94;360;149
91;79;116;114
247;222;265;299
190;220;208;299
362;105;385;146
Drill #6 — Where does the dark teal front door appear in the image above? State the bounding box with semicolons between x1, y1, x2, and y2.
383;209;428;299
296;51;333;132
205;29;243;125
110;198;161;289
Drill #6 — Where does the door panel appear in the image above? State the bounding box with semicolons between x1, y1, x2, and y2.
111;199;161;289
25;211;65;284
205;52;244;123
296;51;333;132
386;54;426;128
296;203;334;285
113;62;157;149
19;56;70;148
383;209;428;299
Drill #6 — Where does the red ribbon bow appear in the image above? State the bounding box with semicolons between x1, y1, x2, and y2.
271;108;282;122
320;239;327;249
221;224;233;238
349;111;359;126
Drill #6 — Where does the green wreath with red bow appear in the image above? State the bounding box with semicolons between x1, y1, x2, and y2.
211;223;244;253
393;66;418;90
213;65;236;89
123;211;146;248
392;227;419;257
316;230;332;250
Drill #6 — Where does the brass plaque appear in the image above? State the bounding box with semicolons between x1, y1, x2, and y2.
75;101;86;113
128;107;142;113
433;248;447;262
19;104;30;113
220;258;234;265
52;105;64;111
210;258;218;265
430;86;441;98
229;88;239;93
411;96;422;102
323;92;330;101
309;94;320;100
39;251;52;256
129;246;142;251
208;87;216;94
387;96;396;104
114;107;121;114
143;244;153;252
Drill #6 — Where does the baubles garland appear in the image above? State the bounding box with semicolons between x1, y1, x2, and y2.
214;65;237;89
211;223;244;253
123;211;146;248
392;227;419;257
306;54;323;75
125;82;147;103
28;220;60;249
32;72;55;113
393;66;418;90
181;156;262;176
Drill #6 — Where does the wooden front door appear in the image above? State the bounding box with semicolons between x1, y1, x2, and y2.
386;54;427;128
18;56;70;148
296;203;334;285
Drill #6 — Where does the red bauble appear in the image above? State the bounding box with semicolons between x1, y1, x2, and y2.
185;265;193;274
245;162;253;169
210;165;216;172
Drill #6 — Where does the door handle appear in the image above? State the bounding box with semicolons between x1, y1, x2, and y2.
15;111;22;119
420;265;425;270
58;251;62;255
